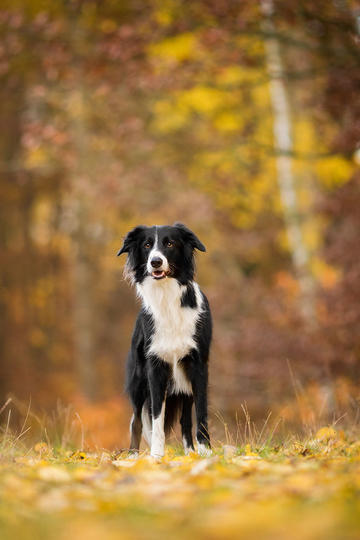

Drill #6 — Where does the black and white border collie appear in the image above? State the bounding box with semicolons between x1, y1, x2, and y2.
118;222;212;458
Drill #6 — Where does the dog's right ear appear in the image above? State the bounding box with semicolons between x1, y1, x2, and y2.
117;226;146;256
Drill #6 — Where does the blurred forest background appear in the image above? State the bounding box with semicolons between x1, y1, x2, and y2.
1;0;360;448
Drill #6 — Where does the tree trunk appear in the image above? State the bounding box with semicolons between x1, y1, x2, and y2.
69;84;98;401
66;15;98;400
71;229;97;401
261;0;316;325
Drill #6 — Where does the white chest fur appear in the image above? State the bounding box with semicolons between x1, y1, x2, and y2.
136;277;203;394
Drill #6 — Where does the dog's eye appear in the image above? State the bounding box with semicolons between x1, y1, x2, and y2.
144;242;151;249
167;241;174;248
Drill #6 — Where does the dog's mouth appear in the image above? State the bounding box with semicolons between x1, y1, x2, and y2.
151;270;168;280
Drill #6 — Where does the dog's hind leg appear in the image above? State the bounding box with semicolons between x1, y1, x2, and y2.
190;364;212;456
141;401;152;446
129;412;142;453
183;352;211;456
128;379;147;454
181;395;194;455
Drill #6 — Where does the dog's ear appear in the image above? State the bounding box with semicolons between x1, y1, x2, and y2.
173;222;206;252
117;226;146;256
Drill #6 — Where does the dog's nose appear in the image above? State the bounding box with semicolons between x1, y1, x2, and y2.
150;257;163;268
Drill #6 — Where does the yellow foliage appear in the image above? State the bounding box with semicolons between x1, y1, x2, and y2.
149;32;198;62
38;466;71;483
179;86;226;115
216;65;260;86
245;444;258;457
252;84;271;108
149;38;353;281
316;156;354;188
34;442;50;454
99;19;117;33
294;119;317;154
301;217;323;252
25;146;48;168
152;0;181;27
152;99;189;132
311;258;340;289
213;112;241;131
154;9;173;27
294;119;353;190
31;198;53;246
236;35;264;57
2;436;360;538
70;451;88;460
315;426;338;442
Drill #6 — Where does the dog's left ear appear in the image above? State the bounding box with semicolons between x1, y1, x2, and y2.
173;222;206;252
117;226;146;256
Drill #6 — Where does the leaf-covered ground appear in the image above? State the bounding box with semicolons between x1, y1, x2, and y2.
1;429;360;540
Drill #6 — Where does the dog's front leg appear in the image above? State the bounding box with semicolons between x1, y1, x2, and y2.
147;357;170;458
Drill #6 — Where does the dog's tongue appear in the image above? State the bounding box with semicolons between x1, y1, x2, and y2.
152;270;166;279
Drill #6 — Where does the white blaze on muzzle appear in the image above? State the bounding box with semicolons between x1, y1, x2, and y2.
146;229;169;279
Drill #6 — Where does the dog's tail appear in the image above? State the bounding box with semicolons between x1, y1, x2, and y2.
141;395;183;447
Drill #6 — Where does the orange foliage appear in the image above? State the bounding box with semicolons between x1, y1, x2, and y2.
72;397;132;450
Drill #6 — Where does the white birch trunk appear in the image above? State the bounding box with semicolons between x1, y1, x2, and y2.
261;0;316;324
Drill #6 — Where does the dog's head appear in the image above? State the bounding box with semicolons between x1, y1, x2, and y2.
117;223;206;284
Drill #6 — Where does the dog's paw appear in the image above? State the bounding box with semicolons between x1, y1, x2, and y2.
150;443;165;460
150;437;165;460
183;436;195;456
127;451;139;460
197;443;212;457
149;452;164;462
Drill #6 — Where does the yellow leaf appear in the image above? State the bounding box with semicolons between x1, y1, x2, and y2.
213;112;240;131
316;156;354;189
180;86;225;115
70;451;88;460
315;426;337;442
312;258;340;289
245;444;257;457
149;33;197;62
34;442;49;454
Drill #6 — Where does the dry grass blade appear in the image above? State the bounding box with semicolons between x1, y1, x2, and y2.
0;398;12;417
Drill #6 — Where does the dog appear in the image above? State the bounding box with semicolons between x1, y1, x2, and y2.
118;222;212;458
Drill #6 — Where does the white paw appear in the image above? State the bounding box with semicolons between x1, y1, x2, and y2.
151;407;165;460
197;443;212;457
150;444;165;459
183;437;195;456
128;451;139;460
150;452;164;462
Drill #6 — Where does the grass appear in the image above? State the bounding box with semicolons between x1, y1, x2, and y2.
1;399;360;539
